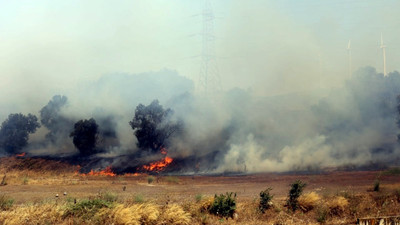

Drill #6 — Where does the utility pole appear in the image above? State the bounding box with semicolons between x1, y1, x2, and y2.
380;33;387;76
198;0;221;97
347;40;352;79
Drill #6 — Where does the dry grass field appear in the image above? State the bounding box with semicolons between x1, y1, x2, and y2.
1;157;400;224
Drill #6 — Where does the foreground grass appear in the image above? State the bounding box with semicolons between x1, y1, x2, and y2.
1;187;400;225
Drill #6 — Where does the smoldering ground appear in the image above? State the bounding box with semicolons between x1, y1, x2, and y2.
0;67;399;174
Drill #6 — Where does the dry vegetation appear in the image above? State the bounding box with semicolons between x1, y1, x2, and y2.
1;157;400;224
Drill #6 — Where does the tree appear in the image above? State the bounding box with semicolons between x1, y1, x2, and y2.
129;100;181;152
0;113;40;153
70;118;99;156
40;95;72;143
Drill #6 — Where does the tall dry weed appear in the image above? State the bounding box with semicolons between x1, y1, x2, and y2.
298;192;321;212
0;203;63;225
161;203;191;225
327;196;348;216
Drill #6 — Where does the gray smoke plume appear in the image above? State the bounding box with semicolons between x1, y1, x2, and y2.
1;67;400;173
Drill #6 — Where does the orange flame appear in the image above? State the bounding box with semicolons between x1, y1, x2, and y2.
143;156;173;172
16;152;26;157
80;166;116;177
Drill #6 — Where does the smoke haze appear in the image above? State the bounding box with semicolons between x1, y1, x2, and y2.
0;1;400;173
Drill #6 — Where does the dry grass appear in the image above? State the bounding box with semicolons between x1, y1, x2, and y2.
326;196;349;216
298;191;321;212
161;204;191;225
2;157;400;224
0;203;64;225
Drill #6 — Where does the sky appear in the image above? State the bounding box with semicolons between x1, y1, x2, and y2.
0;0;399;112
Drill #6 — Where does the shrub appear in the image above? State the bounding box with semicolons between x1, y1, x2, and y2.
316;207;328;223
22;176;29;185
0;194;14;210
209;192;237;218
166;176;180;184
147;176;155;184
298;192;321;212
195;194;203;203
373;180;380;192
64;199;112;220
286;180;307;212
98;191;118;202
134;194;145;203
259;187;273;213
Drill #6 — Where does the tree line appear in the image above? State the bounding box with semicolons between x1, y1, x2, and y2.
0;96;181;156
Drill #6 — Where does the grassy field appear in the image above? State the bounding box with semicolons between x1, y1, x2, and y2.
1;157;400;224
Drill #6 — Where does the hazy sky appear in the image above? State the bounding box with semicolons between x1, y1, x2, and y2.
0;0;399;105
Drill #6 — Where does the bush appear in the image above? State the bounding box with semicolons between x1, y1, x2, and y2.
316;207;328;223
147;176;155;184
165;176;180;184
195;194;203;203
134;194;145;203
98;191;118;202
63;199;112;220
259;187;273;213
373;180;380;192
298;192;321;212
0;194;14;210
209;192;236;218
286;180;307;212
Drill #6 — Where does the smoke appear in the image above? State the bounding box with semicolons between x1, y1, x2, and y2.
0;67;400;173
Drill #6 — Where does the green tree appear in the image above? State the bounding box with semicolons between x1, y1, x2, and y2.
0;113;40;153
129;100;181;152
70;118;99;156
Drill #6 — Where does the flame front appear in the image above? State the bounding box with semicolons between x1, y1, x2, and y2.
16;152;26;157
143;156;173;172
80;166;116;177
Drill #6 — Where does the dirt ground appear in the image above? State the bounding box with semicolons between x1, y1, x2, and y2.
2;170;400;205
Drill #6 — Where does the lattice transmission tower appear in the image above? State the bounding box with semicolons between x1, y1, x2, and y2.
198;0;222;97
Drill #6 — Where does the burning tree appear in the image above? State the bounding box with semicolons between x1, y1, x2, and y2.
129;100;181;153
70;118;99;156
0;113;40;153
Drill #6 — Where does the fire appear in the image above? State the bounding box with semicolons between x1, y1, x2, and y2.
142;156;173;172
80;166;116;177
16;152;26;157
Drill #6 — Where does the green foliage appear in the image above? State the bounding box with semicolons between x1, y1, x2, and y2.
63;199;112;220
0;113;40;153
195;194;203;203
70;118;99;156
22;176;29;185
209;192;237;218
286;180;307;212
98;191;117;202
259;187;273;213
316;207;327;223
165;176;180;184
133;194;144;203
0;194;14;210
129;100;181;152
147;176;155;184
373;180;380;192
382;167;400;176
